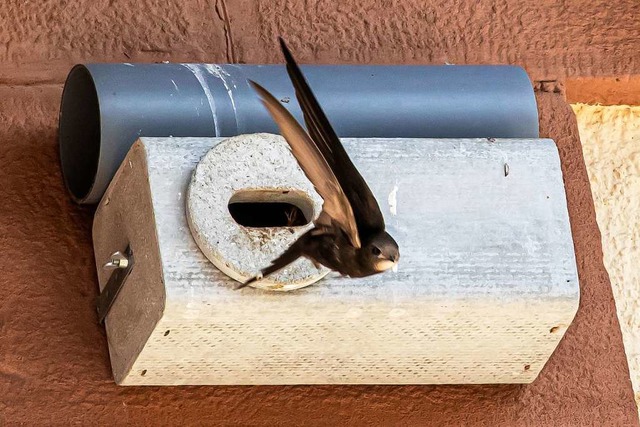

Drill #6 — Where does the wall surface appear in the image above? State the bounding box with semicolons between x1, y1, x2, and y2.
0;1;639;425
0;0;639;102
574;104;640;409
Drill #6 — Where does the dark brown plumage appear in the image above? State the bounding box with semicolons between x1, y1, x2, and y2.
238;38;399;289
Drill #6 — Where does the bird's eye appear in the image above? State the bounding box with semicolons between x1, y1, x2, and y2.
371;246;381;256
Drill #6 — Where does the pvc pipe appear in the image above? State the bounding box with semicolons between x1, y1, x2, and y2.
59;63;539;204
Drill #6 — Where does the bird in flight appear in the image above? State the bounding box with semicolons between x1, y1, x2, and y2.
239;38;399;289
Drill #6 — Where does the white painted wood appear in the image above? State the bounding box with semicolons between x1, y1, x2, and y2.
92;135;580;385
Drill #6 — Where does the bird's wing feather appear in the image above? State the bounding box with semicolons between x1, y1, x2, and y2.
249;80;361;248
279;37;386;233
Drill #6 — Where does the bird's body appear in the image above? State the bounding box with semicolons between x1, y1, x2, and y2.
239;38;399;289
256;224;396;283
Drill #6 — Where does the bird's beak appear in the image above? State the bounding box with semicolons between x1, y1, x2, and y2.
375;253;399;272
390;256;399;272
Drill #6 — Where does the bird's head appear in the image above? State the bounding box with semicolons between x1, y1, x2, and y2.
366;232;400;272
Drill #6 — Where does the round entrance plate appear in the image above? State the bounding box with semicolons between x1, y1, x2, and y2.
186;133;329;291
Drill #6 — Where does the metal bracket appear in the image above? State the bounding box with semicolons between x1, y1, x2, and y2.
97;245;134;324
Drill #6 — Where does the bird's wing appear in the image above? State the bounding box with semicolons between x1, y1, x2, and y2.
279;37;386;234
249;80;361;248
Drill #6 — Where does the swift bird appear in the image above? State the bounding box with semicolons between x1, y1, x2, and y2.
238;38;399;289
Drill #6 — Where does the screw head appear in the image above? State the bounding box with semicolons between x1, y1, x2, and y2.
103;251;129;270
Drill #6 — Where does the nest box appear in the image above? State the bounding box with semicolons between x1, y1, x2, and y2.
92;133;579;385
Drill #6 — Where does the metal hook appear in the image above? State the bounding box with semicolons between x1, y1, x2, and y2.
97;245;134;323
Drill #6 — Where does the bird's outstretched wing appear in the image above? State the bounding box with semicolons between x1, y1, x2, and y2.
249;80;361;248
278;37;386;234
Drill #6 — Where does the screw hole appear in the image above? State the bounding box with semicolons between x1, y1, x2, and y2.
164;330;170;336
524;364;531;371
141;369;147;376
550;326;560;333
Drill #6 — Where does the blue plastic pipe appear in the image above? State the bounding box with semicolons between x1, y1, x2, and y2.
59;63;538;203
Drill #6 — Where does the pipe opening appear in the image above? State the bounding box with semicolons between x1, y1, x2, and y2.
228;190;313;228
59;65;101;202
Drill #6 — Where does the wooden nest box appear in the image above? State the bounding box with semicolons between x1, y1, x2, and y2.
93;133;579;385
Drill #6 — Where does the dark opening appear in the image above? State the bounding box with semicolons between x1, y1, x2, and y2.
229;202;309;227
228;190;313;228
59;65;101;202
